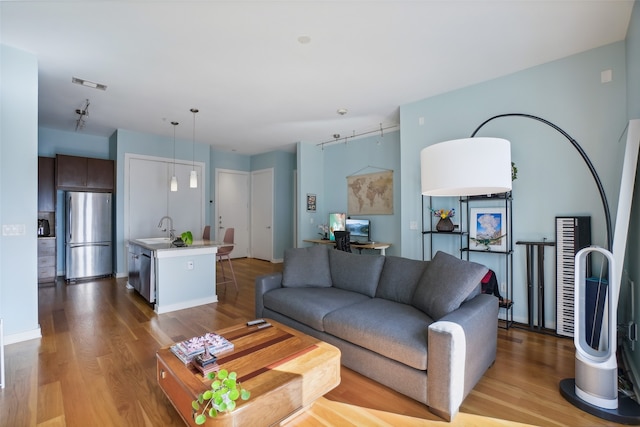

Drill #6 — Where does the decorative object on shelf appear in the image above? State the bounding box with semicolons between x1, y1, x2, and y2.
192;369;251;425
469;207;507;252
433;208;455;232
318;223;329;240
189;108;199;188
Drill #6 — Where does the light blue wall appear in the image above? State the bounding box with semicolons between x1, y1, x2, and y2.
39;127;111;158
0;44;40;340
297;141;326;247
319;131;401;256
400;41;627;326
251;151;296;259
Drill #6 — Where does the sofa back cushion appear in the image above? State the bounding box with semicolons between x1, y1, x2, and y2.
376;256;429;304
282;245;332;288
411;251;488;320
329;249;385;297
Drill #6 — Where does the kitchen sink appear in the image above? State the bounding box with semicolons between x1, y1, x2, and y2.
136;237;172;244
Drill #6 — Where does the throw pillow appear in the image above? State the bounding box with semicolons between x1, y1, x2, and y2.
329;249;385;297
282;245;332;288
375;256;429;304
412;251;488;320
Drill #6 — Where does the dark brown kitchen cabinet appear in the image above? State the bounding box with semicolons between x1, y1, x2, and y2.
56;154;114;192
38;156;56;211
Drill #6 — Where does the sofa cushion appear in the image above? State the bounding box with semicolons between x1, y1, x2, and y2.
376;256;429;304
263;287;370;331
282;245;332;288
324;298;433;370
411;251;488;320
329;249;385;297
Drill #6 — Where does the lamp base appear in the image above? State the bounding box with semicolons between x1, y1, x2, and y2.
559;378;640;424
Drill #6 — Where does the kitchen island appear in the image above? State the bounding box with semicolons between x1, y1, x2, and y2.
128;238;220;314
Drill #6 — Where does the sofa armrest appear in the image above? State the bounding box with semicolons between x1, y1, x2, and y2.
254;272;283;317
427;293;498;420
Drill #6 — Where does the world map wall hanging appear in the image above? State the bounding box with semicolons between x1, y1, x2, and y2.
347;170;393;215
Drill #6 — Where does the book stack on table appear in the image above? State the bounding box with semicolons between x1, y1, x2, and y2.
170;332;234;364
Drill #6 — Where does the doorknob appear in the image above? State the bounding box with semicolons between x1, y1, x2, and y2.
266;226;271;229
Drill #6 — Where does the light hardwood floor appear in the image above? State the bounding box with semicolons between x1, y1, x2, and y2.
0;258;628;426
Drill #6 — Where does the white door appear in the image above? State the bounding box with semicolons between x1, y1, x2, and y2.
215;169;249;258
251;168;274;261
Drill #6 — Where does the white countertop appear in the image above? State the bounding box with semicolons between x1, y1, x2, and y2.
130;239;222;258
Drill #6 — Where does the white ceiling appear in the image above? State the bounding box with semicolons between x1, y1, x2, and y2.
0;1;634;155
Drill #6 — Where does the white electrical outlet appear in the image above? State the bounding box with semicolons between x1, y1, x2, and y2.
187;261;194;270
500;282;506;293
409;221;418;230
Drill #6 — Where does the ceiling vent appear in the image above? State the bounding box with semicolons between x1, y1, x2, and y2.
72;77;107;91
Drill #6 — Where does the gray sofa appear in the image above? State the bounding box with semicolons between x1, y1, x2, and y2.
254;246;498;421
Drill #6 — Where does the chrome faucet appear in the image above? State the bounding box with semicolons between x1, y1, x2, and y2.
157;216;175;240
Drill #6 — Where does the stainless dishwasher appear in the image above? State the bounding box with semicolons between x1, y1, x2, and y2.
139;247;154;303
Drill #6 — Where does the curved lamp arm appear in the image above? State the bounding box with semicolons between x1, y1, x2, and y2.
470;113;612;250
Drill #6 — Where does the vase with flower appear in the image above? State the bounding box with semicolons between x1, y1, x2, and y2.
318;223;329;240
433;209;455;232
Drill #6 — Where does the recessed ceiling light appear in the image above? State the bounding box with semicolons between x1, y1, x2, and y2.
72;77;107;91
297;35;311;44
337;108;347;115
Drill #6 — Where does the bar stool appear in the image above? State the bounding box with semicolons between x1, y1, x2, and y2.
216;228;238;292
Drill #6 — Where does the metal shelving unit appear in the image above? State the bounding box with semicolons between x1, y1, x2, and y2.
422;193;514;329
462;193;513;329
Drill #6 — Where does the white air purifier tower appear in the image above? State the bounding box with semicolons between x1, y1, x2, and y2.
574;247;617;409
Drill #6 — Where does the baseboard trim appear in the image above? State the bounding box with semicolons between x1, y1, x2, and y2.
154;296;218;314
4;326;42;345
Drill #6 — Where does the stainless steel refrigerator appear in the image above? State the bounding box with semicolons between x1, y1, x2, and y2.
65;191;112;280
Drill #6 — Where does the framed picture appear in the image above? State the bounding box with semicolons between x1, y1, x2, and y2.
469;207;507;252
306;194;316;212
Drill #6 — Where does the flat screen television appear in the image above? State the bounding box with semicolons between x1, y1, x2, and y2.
328;213;346;241
346;218;370;242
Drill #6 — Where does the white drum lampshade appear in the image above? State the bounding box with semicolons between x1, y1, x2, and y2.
421;137;512;196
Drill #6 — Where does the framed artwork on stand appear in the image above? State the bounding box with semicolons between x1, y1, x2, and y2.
469;207;507;252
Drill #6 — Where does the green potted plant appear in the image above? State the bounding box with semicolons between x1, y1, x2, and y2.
191;369;251;424
181;231;193;246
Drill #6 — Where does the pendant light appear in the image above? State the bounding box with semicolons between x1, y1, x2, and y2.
190;108;199;188
170;121;179;192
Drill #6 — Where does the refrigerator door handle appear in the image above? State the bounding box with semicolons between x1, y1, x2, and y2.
68;197;72;241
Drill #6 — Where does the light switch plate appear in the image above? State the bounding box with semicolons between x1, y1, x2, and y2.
2;224;25;236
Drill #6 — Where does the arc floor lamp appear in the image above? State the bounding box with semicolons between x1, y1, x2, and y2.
421;114;640;423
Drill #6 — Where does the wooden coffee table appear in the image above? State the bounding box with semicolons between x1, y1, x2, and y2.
157;319;341;426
